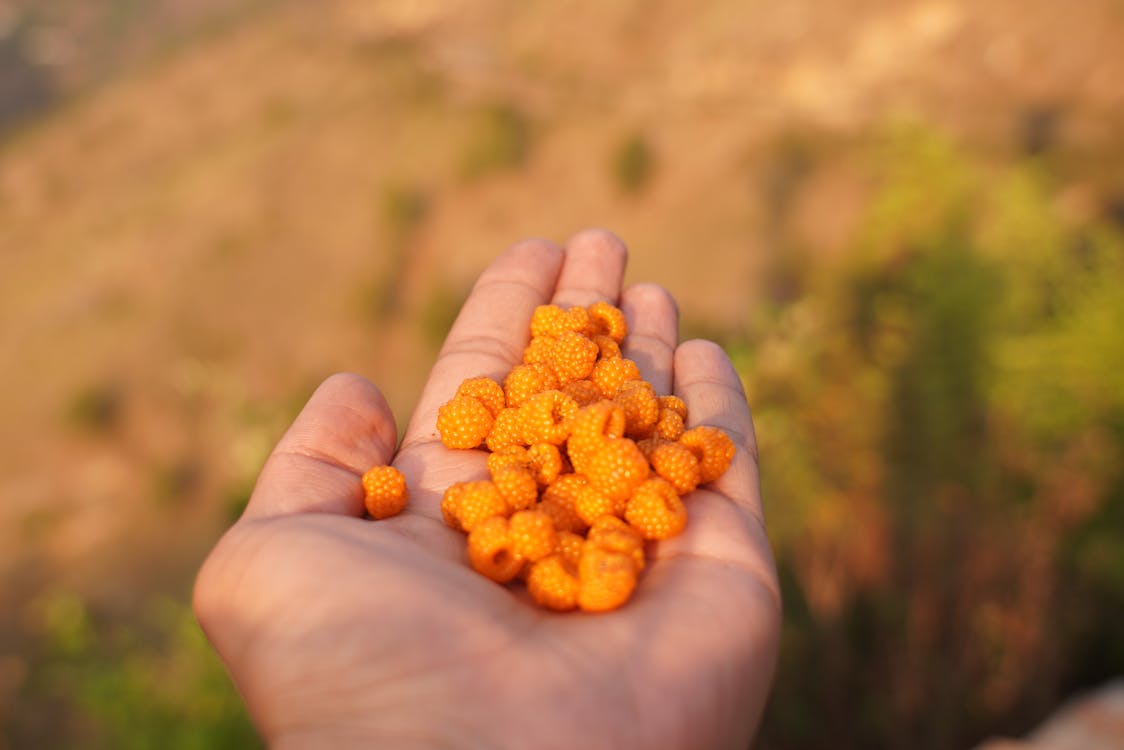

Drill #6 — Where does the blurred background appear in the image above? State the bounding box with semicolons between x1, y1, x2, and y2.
2;0;1123;747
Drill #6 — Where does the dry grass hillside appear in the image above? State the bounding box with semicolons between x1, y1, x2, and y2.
2;0;1124;746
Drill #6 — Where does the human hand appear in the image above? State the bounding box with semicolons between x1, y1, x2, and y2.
194;229;781;750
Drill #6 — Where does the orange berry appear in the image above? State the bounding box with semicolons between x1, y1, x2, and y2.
577;544;638;612
487;444;532;474
485;407;526;452
504;362;560;408
561;379;603;407
527;554;580;611
467;516;523;583
593;335;621;360
651;407;686;441
614;379;660;437
490;464;538;511
586;437;650;504
538;474;591;533
587;301;628;343
519;390;579;445
680;426;736;483
548;330;599;384
522;335;557;367
556;530;585;566
625;478;688;540
455;377;506;418
659;395;687;420
442;480;508;532
527;443;564;486
530;304;592;338
567;401;626;474
646;440;701;495
361;465;409;519
590;357;641;399
587;515;646;572
508;509;558;562
574;482;624;526
436;395;494;450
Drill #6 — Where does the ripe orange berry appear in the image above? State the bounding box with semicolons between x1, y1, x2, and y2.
587;515;646;573
436;395;494;449
442;480;508;532
485;407;526;452
561;379;603;407
587;301;628;343
567;401;626;474
651;407;686;441
455;377;506;418
625;478;688;540
361;465;409;519
659;395;688;420
538;474;591;533
577;544;638;612
508;509;558;562
467;516;523;583
530;304;592;338
680;426;736;483
504;362;559;408
548;330;599;384
592;334;621;360
614;379;660;437
490;464;538;511
586;437;650;503
574;482;624;526
519;390;578;445
526;554;580;611
590;357;641;399
646;440;701;495
556;530;585;566
527;443;564;486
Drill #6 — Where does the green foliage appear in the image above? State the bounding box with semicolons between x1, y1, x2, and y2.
17;591;259;749
459;101;531;180
749;125;1124;747
611;133;655;194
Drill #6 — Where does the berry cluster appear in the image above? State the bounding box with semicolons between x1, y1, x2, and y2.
435;302;735;612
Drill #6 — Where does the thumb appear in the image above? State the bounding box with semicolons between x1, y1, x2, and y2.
242;373;398;519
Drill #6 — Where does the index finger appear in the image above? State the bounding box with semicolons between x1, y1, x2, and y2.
400;238;564;449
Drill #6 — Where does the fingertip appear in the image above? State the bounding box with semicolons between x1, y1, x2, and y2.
620;283;679;394
244;372;399;519
553;228;629;307
481;238;564;285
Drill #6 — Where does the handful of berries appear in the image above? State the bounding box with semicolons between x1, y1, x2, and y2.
362;301;735;612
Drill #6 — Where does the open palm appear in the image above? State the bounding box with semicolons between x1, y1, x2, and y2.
194;230;781;750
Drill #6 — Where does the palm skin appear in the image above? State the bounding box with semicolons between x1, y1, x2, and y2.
194;230;782;750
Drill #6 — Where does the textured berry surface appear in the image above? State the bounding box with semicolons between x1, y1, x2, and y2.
587;301;628;343
503;362;559;408
615;379;660;437
574;482;622;526
490;465;538;511
561;379;603;407
680;426;736;484
527;554;580;611
467;516;523;583
577;545;638;612
592;334;621;360
625;478;688;540
527;443;564;486
361;465;409;519
436;395;494;449
442;480;508;532
652;407;686;441
586;437;650;503
485;407;526;453
520;390;578;445
508;509;558;562
456;377;506;418
567;401;626;474
590;357;642;399
538;474;591;533
646;440;701;495
549;330;599;383
587;515;646;573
